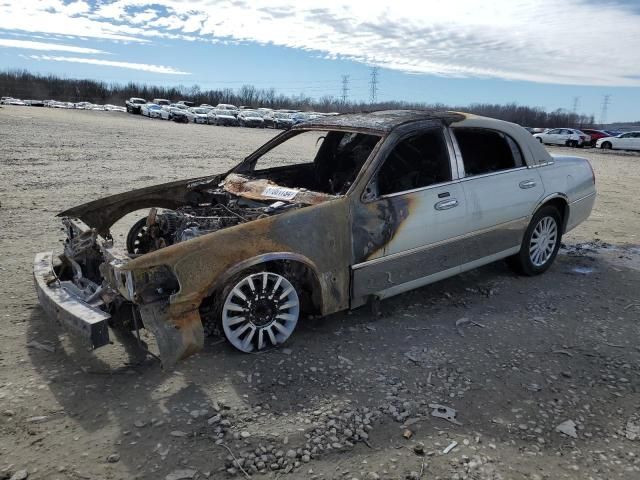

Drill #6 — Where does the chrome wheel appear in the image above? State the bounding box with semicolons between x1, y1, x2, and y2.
529;216;558;267
222;272;299;352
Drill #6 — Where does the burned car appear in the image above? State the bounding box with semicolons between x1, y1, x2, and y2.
34;110;596;367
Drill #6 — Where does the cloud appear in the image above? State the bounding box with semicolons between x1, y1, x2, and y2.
28;55;190;75
3;0;640;86
0;38;105;54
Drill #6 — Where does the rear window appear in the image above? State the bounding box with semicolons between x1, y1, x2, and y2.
453;128;524;177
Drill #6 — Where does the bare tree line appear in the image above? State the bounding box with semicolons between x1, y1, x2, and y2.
1;69;602;128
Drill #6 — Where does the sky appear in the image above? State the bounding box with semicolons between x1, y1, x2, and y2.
1;0;639;121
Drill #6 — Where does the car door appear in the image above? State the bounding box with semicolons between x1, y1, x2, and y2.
351;126;468;299
632;132;640;150
451;127;545;261
613;133;630;150
559;129;574;145
543;129;561;144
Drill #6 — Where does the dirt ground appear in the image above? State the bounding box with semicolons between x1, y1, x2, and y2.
0;106;639;480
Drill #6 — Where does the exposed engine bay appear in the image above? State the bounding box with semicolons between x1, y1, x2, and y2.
126;179;305;255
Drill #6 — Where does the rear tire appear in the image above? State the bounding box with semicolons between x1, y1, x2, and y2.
507;205;562;276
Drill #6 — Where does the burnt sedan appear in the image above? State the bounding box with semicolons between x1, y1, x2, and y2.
34;111;596;367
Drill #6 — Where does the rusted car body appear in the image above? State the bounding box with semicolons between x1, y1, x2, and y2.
34;110;596;367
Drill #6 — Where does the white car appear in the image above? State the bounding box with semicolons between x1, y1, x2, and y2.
208;109;239;126
104;104;126;112
188;107;210;124
1;97;26;106
165;103;189;122
35;110;596;365
533;128;590;147
215;103;239;115
595;131;640;151
141;103;163;118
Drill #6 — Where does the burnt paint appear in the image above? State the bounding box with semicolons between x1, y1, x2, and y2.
125;196;352;315
304;110;465;133
350;195;412;263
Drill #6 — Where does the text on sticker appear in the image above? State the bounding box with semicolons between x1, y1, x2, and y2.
261;186;299;200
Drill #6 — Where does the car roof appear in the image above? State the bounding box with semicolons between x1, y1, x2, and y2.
290;109;553;166
297;109;466;133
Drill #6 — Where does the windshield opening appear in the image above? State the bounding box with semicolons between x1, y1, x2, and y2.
231;130;381;197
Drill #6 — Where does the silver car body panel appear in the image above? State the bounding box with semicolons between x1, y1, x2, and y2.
350;115;595;303
34;110;596;364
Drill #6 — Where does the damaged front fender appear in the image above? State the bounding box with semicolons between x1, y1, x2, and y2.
138;301;203;368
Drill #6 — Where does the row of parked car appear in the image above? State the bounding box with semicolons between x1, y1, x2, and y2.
0;96;127;112
4;95;638;150
524;126;640;151
125;97;334;128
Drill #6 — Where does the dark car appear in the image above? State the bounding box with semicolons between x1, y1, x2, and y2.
237;110;265;128
264;111;295;129
125;97;147;114
580;129;610;147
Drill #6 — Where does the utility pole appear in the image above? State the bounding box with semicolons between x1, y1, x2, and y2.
341;75;350;104
599;94;611;126
369;67;379;104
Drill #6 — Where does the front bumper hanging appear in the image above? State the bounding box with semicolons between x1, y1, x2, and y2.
33;251;110;349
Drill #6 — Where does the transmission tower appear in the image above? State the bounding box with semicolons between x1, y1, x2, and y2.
599;95;611;126
341;75;350;104
571;96;580;114
369;67;379;104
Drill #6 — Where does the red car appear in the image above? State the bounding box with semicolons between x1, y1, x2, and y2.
580;129;610;147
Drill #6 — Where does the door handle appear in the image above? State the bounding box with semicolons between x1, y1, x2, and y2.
434;199;459;210
519;180;537;189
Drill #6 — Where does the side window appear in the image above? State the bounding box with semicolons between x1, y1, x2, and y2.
547;129;560;134
453;128;524;177
377;128;452;196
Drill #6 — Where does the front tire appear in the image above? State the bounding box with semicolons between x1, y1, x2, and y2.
220;271;300;353
601;141;612;150
507;206;562;276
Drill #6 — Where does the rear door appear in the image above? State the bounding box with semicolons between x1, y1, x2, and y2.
351;126;468;298
559;129;574;144
451;127;544;260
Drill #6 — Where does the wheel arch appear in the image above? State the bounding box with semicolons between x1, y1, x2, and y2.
203;252;325;316
533;194;569;233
